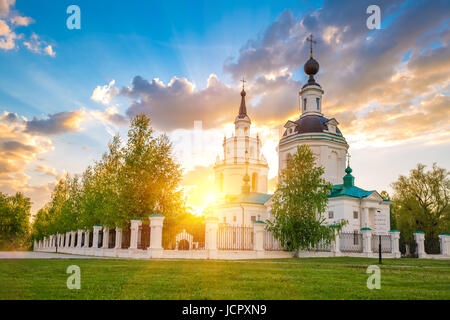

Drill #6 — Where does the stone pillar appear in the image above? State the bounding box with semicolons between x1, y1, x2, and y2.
438;234;450;256
362;207;369;228
253;221;265;258
102;227;109;249
93;225;102;249
361;228;372;255
205;216;219;259
115;228;122;249
84;231;90;248
414;231;426;258
149;214;165;252
129;219;142;254
389;230;401;258
34;240;37;251
331;225;341;255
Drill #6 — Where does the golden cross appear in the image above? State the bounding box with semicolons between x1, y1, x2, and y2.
306;34;317;58
241;77;247;90
346;153;351;167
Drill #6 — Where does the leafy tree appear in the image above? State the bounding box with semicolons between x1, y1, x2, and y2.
391;163;450;253
267;145;346;252
0;192;31;250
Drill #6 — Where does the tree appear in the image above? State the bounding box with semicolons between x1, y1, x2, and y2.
267;145;346;252
0;192;31;250
392;163;450;253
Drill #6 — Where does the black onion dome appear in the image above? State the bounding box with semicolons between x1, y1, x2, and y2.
283;115;343;136
304;57;319;76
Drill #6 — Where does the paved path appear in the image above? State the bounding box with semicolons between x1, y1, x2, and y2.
0;252;107;259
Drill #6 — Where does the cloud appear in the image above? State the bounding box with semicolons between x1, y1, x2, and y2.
91;80;119;105
23;33;56;57
25;110;87;135
0;1;55;56
122;74;240;131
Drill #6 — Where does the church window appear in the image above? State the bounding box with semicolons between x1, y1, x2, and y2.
328;211;334;219
303;98;307;111
251;173;258;192
251;216;256;222
316;98;320;110
353;211;359;219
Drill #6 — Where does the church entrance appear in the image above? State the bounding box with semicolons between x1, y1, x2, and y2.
178;239;190;250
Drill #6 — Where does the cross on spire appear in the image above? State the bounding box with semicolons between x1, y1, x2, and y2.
241;77;247;90
306;34;317;58
346;153;351;168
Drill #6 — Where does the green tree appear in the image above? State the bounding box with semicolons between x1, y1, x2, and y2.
267;145;346;252
0;192;31;250
392;163;450;252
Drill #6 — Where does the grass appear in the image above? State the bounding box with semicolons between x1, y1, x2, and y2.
0;257;449;300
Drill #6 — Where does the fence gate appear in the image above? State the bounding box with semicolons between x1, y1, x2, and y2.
163;223;205;250
218;224;253;250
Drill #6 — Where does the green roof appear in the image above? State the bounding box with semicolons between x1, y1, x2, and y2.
328;166;376;200
224;192;271;205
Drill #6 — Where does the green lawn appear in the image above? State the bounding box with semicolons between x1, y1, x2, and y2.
0;257;449;300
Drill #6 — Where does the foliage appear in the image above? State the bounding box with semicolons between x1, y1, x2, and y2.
267;145;346;251
0;192;31;250
391;163;450;246
31;114;186;239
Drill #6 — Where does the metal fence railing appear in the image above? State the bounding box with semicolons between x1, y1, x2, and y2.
264;230;284;251
108;229;116;249
137;224;151;250
372;234;392;253
218;224;253;250
121;227;131;249
340;232;363;253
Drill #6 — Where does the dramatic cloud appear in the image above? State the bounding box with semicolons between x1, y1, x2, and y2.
25;110;87;135
122;74;240;130
91;80;119;105
0;0;55;56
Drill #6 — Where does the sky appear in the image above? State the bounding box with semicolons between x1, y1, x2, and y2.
0;0;449;214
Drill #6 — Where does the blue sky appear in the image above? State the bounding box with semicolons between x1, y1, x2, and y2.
0;0;449;212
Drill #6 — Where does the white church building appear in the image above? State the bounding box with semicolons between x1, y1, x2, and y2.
211;45;391;235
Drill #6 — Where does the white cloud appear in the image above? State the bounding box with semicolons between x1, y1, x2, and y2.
91;80;119;105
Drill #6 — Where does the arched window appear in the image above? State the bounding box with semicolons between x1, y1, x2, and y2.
316;98;320;110
251;173;258;192
303;98;307;111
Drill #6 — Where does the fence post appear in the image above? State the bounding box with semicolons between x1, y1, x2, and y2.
439;234;450;256
93;225;102;250
149;214;165;258
361;228;372;256
102;227;109;250
70;231;75;249
331;225;341;256
77;230;83;250
389;230;401;258
413;231;426;258
253;221;266;258
129;218;142;257
205;216;218;259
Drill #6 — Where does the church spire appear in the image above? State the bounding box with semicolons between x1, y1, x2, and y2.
238;77;248;118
